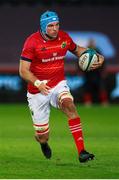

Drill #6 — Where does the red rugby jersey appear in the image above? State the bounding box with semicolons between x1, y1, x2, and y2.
21;30;76;94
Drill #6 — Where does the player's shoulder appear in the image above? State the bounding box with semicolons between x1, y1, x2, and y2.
26;31;39;41
59;30;70;38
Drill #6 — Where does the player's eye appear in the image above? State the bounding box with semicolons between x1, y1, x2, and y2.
48;24;54;28
56;23;59;26
48;23;59;28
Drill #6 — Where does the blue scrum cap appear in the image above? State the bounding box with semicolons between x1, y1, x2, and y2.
40;11;59;34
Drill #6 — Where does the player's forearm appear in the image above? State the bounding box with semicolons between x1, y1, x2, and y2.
73;45;87;58
19;67;37;85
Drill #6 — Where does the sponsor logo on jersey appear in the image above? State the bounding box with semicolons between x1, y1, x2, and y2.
61;42;67;48
42;56;65;62
53;52;57;57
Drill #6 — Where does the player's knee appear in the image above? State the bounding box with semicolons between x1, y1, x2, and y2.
33;123;49;143
60;96;76;112
59;96;78;118
65;102;77;114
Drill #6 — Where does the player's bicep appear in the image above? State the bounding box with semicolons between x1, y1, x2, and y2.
19;59;31;76
69;44;78;55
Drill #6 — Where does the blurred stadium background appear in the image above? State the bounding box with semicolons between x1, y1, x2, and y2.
0;0;119;104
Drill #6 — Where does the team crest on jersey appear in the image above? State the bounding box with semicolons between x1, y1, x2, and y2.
61;42;67;48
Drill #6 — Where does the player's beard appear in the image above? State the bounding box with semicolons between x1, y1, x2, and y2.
46;32;58;40
40;30;58;40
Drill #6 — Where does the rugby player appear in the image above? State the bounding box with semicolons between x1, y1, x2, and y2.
19;10;104;163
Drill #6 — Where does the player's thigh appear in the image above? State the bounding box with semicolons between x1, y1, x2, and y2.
27;93;50;126
50;80;73;108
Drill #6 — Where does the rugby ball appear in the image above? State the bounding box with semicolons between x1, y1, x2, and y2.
78;49;98;71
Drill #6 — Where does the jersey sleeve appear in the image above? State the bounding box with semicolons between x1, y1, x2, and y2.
20;36;35;62
67;34;77;52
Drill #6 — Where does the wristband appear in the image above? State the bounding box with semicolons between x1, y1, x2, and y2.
34;79;48;88
34;80;42;87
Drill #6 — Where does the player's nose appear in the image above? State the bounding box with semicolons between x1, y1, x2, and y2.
53;25;57;31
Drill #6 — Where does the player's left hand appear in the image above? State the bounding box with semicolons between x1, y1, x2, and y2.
90;54;104;70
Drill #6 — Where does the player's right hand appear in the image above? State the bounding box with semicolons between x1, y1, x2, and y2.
90;54;104;70
38;82;51;95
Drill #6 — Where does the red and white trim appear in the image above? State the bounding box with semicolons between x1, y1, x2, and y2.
69;123;82;133
33;123;48;127
33;123;49;135
36;128;49;135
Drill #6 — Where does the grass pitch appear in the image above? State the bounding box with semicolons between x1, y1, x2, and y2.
0;103;119;179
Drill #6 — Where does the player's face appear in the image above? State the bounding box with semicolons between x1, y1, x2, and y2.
46;22;59;39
